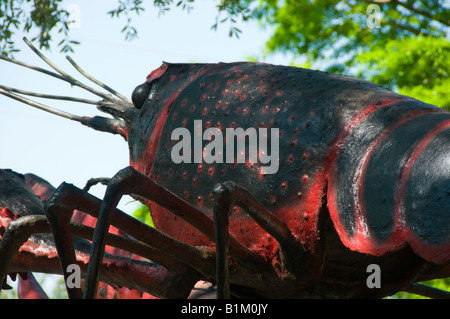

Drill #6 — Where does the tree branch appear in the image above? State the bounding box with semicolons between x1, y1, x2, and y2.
392;0;449;27
403;283;450;299
363;0;449;27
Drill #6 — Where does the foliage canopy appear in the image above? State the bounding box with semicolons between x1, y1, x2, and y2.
1;1;448;108
0;0;449;298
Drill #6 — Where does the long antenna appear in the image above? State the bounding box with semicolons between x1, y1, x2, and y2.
0;85;99;105
0;87;83;121
22;37;116;102
0;37;134;137
65;56;131;102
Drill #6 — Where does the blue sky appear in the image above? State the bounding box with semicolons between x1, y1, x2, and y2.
0;1;290;213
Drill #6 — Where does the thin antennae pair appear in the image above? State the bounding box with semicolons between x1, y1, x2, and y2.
0;37;132;123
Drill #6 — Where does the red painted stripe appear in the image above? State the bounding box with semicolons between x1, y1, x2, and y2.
396;119;450;215
326;97;411;250
352;110;435;251
146;62;168;83
328;110;450;260
342;98;411;136
393;119;450;263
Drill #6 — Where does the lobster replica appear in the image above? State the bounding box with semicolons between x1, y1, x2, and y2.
0;38;449;299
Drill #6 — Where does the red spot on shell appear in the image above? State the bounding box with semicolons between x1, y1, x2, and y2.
208;167;214;176
290;138;298;146
226;79;234;86
202;107;208;115
259;86;269;95
301;174;309;184
264;98;272;106
190;104;196;112
197;196;203;207
242;107;249;115
205;120;211;128
197;164;203;173
257;170;265;180
213;80;221;91
270;196;276;205
287;154;294;164
303;151;311;160
181;118;188;127
222;88;230;95
184;191;189;199
261;105;269;114
239;94;247;102
221;102;229;110
181;98;187;107
200;93;207;101
236;74;249;83
182;171;187;179
234;89;242;97
281;181;288;191
192;176;197;186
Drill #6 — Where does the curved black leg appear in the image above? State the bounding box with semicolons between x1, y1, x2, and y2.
212;181;306;299
212;183;234;299
0;215;49;292
45;180;216;299
81;166;223;298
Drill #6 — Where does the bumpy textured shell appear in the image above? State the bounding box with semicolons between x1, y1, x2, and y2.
127;62;450;263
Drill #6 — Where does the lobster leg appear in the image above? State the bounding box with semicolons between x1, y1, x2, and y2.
44;194;81;299
213;181;307;299
0;215;49;291
82;166;265;298
403;283;450;299
0;196;201;298
45;181;215;298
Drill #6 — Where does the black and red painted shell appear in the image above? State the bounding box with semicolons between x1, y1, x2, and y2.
126;62;450;264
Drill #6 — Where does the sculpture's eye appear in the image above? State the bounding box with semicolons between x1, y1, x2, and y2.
131;82;151;109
